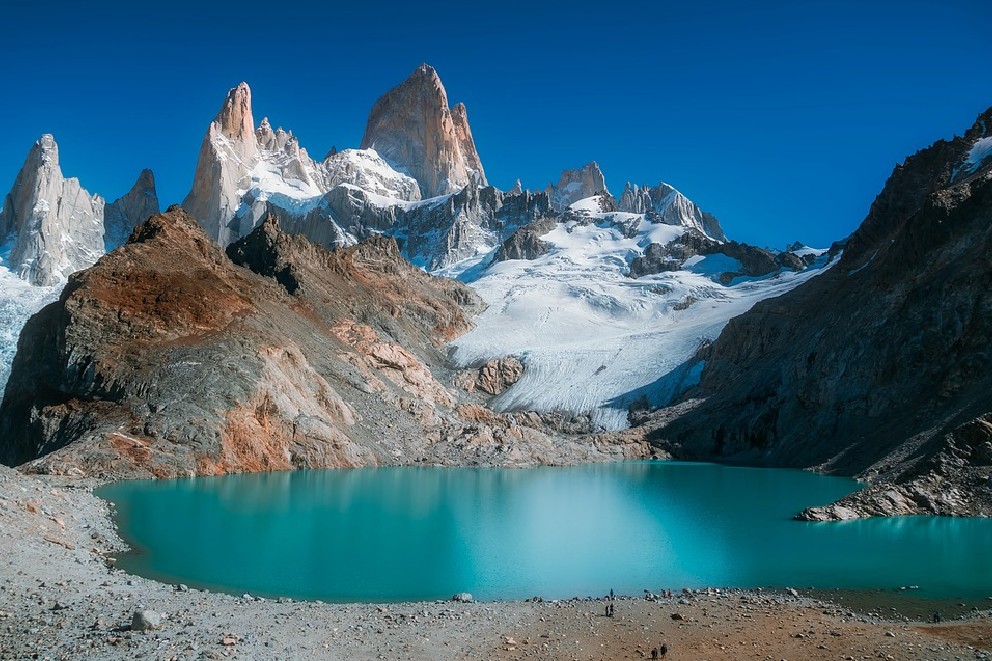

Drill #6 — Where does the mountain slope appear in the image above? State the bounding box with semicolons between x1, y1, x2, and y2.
0;207;651;476
645;106;992;518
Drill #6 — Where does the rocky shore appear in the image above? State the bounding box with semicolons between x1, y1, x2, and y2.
2;464;990;661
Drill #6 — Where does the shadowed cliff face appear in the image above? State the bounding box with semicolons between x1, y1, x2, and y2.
0;207;651;478
643;107;992;519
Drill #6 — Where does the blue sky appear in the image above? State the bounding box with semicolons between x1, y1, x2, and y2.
1;0;989;248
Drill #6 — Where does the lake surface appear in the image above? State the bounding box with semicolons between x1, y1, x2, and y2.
97;462;992;602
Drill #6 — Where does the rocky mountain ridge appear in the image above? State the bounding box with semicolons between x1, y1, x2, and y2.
638;106;992;519
180;66;738;273
0;207;651;477
1;65;839;497
0;136;159;286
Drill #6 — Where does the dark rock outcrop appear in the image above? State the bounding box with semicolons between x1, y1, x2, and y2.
395;186;554;270
493;217;558;262
476;358;524;396
628;230;807;280
643;106;992;518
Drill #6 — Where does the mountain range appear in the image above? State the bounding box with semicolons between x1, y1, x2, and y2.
0;64;989;518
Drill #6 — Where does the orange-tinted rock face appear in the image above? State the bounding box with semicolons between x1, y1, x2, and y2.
360;64;487;198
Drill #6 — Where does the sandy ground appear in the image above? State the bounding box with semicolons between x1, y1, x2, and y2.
1;465;990;660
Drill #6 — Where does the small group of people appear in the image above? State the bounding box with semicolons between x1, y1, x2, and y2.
650;643;668;658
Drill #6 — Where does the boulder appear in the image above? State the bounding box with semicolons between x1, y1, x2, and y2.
130;609;161;631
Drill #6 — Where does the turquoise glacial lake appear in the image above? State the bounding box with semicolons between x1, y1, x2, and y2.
97;462;992;602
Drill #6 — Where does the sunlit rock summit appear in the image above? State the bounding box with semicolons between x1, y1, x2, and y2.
361;64;487;198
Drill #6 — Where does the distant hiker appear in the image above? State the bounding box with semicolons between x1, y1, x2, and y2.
604;604;610;617
609;603;615;617
610;588;614;600
932;610;942;623
651;648;659;659
660;642;668;657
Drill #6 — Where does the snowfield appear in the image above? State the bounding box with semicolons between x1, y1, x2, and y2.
448;204;834;430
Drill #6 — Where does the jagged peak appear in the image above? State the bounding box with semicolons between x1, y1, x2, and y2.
28;133;59;166
400;63;448;106
556;162;606;187
968;105;992;139
360;64;487;197
36;133;57;150
413;62;441;82
215;81;254;141
134;168;155;189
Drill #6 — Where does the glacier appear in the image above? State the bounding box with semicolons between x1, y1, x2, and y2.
446;199;834;430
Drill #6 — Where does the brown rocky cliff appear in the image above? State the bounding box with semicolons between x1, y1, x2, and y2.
643;106;992;518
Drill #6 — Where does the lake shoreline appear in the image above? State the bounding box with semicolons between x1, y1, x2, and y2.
2;464;991;659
